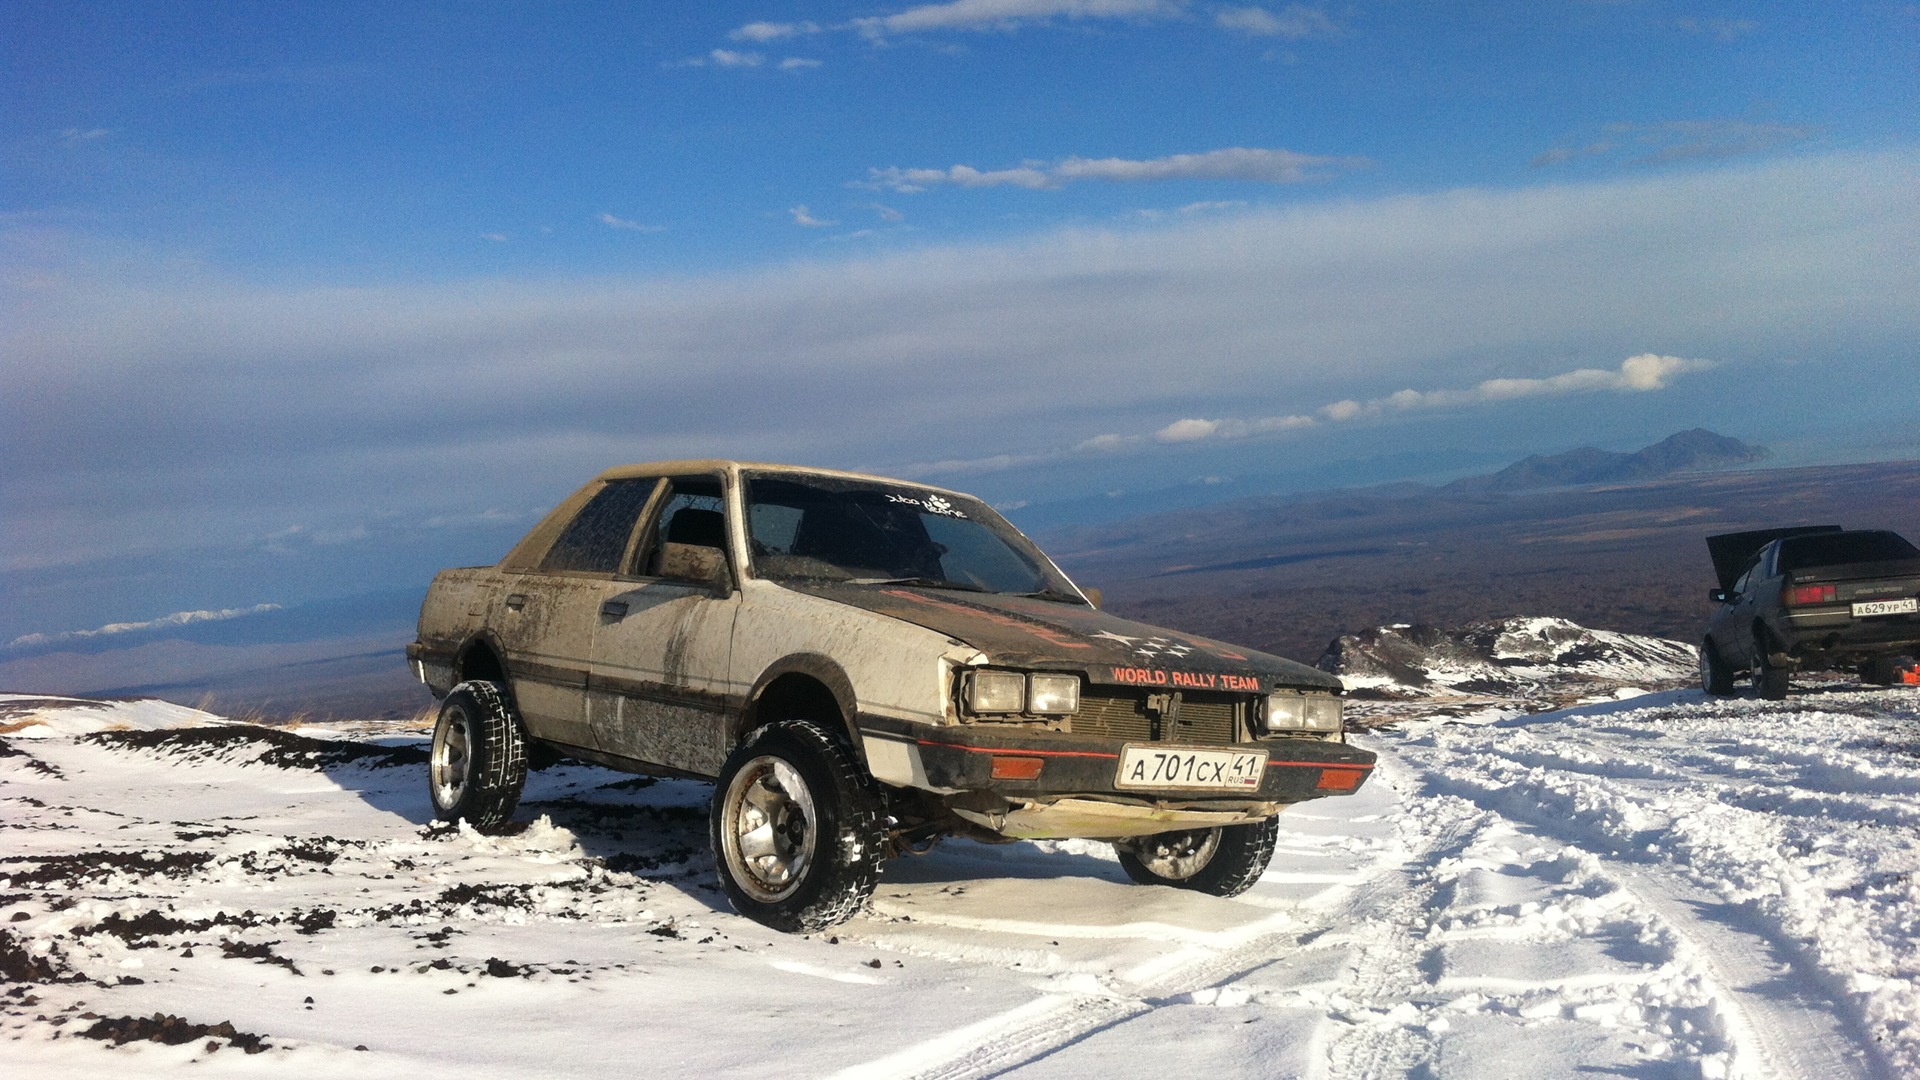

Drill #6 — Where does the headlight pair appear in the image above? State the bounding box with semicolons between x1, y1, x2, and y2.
963;670;1081;717
1261;690;1343;734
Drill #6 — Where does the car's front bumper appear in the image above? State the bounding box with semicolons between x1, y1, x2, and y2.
857;714;1376;839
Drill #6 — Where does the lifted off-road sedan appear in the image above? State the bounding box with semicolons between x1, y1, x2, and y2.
409;462;1376;931
1701;525;1920;699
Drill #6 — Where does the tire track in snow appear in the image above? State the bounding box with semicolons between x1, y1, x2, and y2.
827;920;1323;1080
1394;719;1887;1080
1308;761;1490;1080
825;758;1429;1080
1600;864;1875;1080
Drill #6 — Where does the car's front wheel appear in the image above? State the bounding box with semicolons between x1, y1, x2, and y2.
711;720;885;933
1114;818;1278;898
1699;639;1735;697
429;680;528;833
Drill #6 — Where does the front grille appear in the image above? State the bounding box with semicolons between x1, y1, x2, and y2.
1071;688;1246;746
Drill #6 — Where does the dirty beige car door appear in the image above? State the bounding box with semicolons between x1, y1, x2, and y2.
587;474;741;777
495;476;661;752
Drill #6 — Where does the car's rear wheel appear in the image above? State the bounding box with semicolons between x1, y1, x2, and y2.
1756;655;1790;700
1699;639;1735;697
711;720;885;933
1861;657;1902;686
1114;817;1278;898
429;680;528;833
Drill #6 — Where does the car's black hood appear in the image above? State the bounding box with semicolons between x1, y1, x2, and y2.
788;582;1340;693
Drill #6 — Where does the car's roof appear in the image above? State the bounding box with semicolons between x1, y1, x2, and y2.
591;460;969;498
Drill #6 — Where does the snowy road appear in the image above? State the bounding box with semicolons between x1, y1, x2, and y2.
4;687;1918;1078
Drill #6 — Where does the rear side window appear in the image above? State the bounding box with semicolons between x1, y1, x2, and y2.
540;478;659;573
1778;531;1920;573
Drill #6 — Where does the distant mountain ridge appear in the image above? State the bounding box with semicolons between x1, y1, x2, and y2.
1446;429;1766;493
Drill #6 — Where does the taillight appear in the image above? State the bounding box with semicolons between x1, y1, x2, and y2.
1786;583;1837;606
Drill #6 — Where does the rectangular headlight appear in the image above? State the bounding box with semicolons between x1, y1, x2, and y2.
965;670;1026;714
1264;691;1342;733
1027;673;1081;715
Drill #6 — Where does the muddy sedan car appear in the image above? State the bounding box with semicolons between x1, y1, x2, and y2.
409;462;1375;931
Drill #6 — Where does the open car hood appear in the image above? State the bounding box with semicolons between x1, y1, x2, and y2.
1705;526;1842;589
790;582;1341;693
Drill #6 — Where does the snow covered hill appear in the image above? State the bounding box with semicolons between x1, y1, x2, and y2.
0;693;226;738
5;686;1918;1079
1320;616;1699;718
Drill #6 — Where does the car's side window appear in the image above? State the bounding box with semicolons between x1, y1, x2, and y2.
539;478;660;574
1731;566;1753;596
629;476;729;578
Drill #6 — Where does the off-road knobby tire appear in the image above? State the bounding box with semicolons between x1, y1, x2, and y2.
1114;816;1279;898
710;720;885;933
1699;639;1736;697
1860;657;1902;686
429;681;528;833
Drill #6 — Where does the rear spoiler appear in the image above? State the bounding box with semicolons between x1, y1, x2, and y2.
1706;526;1841;590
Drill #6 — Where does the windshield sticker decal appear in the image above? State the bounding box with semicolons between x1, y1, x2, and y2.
887;492;967;518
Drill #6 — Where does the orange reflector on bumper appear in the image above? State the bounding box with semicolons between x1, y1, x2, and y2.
1315;768;1365;791
990;756;1045;780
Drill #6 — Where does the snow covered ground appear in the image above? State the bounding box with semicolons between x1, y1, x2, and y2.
5;686;1918;1079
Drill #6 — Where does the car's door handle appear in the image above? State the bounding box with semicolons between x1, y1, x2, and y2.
600;600;629;618
504;593;527;611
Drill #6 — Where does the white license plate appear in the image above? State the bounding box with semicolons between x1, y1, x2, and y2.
1853;598;1918;617
1115;745;1267;791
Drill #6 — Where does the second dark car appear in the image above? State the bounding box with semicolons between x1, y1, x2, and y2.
1701;526;1920;698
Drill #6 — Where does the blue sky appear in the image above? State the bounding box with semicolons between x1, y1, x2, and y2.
3;1;1918;644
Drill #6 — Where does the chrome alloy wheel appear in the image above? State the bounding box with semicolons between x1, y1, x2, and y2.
430;707;473;811
1128;828;1221;880
719;755;818;903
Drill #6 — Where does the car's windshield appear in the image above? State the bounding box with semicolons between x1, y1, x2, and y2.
744;474;1078;598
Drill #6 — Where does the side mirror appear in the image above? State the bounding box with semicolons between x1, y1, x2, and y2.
659;542;732;592
1709;588;1735;603
1081;586;1104;609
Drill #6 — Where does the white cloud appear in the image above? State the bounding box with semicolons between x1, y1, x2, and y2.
599;213;666;233
731;21;822;42
481;232;509;243
709;48;765;68
60;127;111;144
789;205;839;227
854;0;1181;38
1155;418;1220;442
6;152;1914;570
9;604;282;649
1214;5;1336;39
870;203;906;222
866;146;1361;191
918;355;1713;476
1147;355;1714;446
779;57;824;70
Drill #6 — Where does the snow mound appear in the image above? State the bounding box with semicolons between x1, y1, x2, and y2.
0;692;225;739
1319;617;1696;706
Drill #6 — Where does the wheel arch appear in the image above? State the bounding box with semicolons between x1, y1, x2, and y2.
455;633;510;687
740;654;863;764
